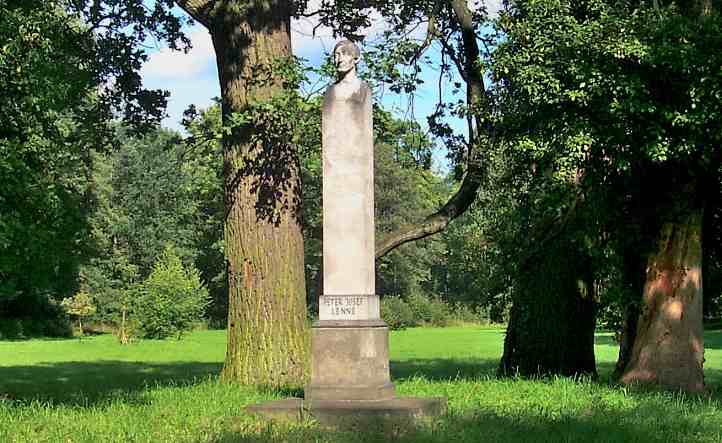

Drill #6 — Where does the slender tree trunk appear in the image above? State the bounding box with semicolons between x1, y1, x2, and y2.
613;303;639;378
209;1;308;386
613;241;647;379
620;209;705;392
499;238;597;378
119;307;129;345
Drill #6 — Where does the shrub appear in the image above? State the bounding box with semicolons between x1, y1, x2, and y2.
380;296;416;330
406;291;450;327
0;319;24;339
133;246;210;339
406;291;433;324
428;297;451;327
19;318;46;337
41;316;73;337
60;291;96;335
449;303;491;326
383;292;496;329
0;316;72;340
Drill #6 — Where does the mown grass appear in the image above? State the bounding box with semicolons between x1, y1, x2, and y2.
1;326;721;442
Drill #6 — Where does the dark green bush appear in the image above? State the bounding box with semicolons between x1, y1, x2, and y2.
0;319;24;339
450;303;492;325
0;316;72;339
42;317;73;337
20;318;46;337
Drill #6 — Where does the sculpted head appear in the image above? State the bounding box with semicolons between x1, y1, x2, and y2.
333;40;361;78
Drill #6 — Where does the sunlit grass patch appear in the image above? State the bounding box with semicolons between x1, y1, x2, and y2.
1;328;721;442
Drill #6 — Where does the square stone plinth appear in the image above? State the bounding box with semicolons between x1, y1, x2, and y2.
305;325;394;401
246;397;447;427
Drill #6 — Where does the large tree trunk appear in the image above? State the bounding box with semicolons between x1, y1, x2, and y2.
499;238;597;378
620;210;705;392
182;0;309;386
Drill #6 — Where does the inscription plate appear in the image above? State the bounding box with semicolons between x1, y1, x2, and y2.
319;294;379;321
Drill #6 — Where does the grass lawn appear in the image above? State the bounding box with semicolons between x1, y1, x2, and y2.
0;327;720;442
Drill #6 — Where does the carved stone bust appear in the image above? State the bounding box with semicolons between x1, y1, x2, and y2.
325;39;371;105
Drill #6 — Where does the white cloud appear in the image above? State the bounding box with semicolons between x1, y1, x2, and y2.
140;26;219;132
141;28;215;80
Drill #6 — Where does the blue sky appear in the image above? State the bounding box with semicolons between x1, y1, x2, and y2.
139;1;501;171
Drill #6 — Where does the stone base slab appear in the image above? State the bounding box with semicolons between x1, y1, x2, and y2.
246;397;447;426
305;381;395;401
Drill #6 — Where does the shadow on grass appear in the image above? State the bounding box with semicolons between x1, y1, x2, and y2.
216;400;722;443
706;329;722;350
390;357;722;399
594;334;619;347
391;358;498;381
595;330;722;349
0;360;222;406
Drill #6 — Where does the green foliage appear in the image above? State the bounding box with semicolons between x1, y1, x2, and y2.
133;246;210;339
380;292;481;330
0;0;190;328
373;108;450;299
60;292;96;318
449;302;492;325
489;0;722;337
0;315;71;340
81;123;225;329
0;1;99;311
380;296;416;330
60;291;96;335
406;291;450;326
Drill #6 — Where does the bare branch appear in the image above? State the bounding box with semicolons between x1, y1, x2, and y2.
376;0;488;259
409;16;438;64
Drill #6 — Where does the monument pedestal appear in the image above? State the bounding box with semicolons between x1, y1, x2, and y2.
245;40;445;427
247;317;446;426
248;322;445;426
305;322;395;401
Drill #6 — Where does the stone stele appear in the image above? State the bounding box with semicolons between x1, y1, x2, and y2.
247;40;445;426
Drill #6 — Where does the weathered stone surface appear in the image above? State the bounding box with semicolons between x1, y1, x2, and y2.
246;397;448;427
321;41;376;314
305;326;394;401
246;399;303;422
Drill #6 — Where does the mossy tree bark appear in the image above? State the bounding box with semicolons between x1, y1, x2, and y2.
620;209;705;392
499;237;597;378
175;0;308;386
